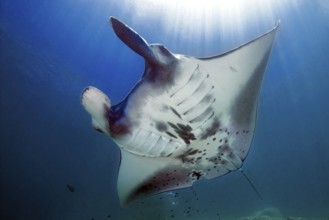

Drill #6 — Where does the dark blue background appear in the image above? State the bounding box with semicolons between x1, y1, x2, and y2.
1;0;329;219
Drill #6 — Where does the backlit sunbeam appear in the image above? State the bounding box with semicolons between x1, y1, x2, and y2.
115;0;296;55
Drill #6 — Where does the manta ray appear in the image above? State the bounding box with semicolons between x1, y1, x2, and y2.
81;17;280;206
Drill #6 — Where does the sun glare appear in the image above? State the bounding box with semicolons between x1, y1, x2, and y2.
116;0;295;54
120;0;283;34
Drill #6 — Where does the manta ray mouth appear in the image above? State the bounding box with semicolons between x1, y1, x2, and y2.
81;86;91;107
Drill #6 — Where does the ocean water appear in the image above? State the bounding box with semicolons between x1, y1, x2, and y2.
1;0;329;219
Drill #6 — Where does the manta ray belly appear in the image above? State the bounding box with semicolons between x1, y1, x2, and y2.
121;128;183;157
168;64;216;130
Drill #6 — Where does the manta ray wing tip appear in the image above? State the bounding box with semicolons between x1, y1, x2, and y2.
109;16;122;28
109;16;117;22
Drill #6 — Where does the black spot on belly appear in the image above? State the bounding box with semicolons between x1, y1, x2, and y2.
188;149;198;155
156;121;167;132
228;152;236;159
221;160;228;165
190;170;203;180
218;144;231;154
208;156;220;164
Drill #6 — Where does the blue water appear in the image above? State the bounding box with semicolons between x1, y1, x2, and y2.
1;0;329;219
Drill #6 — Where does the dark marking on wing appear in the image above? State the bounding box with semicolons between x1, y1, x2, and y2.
230;52;271;125
200;94;213;104
207;155;221;165
145;61;177;86
188;149;199;155
218;144;230;153
190;170;203;180
190;107;214;124
166;131;178;139
176;148;199;164
107;102;131;137
170;107;182;119
168;122;178;130
156;121;167;132
176;125;195;144
167;122;195;144
127;166;192;204
200;118;220;139
230;66;237;72
177;123;192;132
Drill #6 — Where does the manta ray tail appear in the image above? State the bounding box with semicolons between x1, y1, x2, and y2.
239;169;263;200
